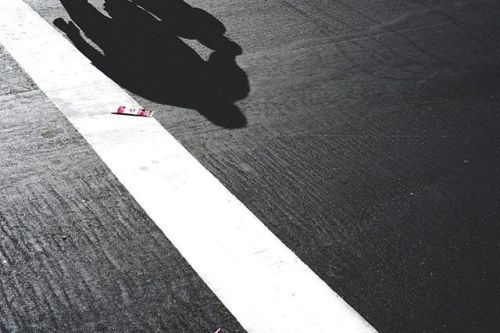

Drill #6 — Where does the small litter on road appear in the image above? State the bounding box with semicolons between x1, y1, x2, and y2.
114;106;154;117
214;329;222;333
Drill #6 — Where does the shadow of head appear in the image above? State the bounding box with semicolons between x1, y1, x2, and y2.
55;0;249;129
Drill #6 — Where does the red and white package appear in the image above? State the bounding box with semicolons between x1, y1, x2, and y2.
115;106;154;117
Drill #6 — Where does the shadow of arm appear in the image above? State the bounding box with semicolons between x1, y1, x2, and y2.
59;0;111;44
54;19;106;66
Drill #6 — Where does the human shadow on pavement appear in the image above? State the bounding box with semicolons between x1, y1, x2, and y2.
54;0;249;128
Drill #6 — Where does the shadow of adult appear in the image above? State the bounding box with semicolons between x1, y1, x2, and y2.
54;0;249;128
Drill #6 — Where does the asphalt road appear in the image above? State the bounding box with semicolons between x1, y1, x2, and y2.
1;0;500;332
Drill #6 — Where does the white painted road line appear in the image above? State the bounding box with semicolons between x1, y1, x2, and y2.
0;1;376;332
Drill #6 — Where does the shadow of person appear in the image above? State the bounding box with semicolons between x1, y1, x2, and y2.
54;0;249;128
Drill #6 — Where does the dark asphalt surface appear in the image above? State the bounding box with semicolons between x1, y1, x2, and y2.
2;0;500;332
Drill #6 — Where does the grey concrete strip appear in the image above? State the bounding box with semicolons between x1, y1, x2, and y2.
0;45;245;333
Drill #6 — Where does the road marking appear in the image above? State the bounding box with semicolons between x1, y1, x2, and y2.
0;1;376;332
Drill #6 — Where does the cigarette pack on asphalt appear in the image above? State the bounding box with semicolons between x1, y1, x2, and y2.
115;106;154;117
